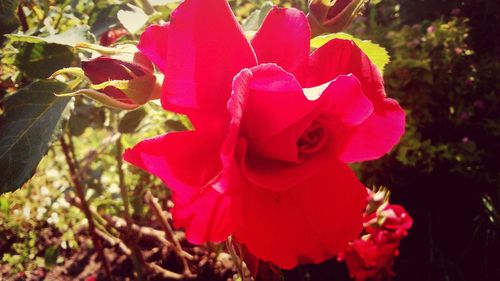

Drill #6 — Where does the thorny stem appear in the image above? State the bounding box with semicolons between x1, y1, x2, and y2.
145;190;194;278
60;135;114;281
115;134;144;280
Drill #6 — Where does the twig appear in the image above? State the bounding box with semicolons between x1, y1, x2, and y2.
144;191;195;277
60;136;114;281
16;4;29;32
146;263;184;280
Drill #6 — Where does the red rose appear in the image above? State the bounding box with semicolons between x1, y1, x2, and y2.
364;204;413;240
124;0;404;269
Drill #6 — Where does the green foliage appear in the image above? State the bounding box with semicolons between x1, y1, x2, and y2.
15;43;75;78
0;0;20;36
0;80;72;194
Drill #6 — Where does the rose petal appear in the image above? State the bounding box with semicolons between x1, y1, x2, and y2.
123;131;222;202
304;39;405;162
164;0;257;120
234;158;367;269
306;75;373;126
237;64;314;161
251;7;310;77
138;23;170;72
172;185;233;244
339;99;405;162
303;38;384;102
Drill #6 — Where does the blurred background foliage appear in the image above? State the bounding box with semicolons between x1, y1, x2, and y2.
0;0;499;281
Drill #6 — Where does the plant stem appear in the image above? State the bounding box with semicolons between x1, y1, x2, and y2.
226;236;248;281
60;135;114;281
137;0;155;15
16;4;29;32
115;134;144;280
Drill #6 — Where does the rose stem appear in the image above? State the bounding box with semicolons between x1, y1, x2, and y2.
60;135;114;281
115;134;144;280
144;190;194;277
226;236;248;281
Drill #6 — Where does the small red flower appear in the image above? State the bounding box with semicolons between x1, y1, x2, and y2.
341;237;399;281
341;192;413;280
124;0;405;269
364;204;413;240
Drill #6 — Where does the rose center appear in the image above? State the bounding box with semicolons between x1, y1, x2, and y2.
297;120;328;155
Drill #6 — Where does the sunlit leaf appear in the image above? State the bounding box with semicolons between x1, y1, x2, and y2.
117;4;148;34
311;32;390;73
5;25;94;47
0;80;73;194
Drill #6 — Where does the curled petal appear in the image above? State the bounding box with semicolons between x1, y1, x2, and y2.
339;99;405;163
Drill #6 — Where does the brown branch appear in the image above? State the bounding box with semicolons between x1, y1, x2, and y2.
144;191;195;278
60;136;114;281
146;263;184;280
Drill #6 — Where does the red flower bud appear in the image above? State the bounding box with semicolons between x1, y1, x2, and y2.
99;27;129;46
79;52;162;109
307;0;368;37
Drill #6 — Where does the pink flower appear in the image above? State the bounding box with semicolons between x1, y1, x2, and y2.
124;0;405;269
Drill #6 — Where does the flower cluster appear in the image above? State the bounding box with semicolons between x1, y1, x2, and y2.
122;0;405;269
339;189;413;280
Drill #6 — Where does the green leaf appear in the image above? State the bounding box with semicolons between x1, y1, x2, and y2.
242;1;273;34
0;80;73;194
5;25;94;47
0;0;20;36
310;33;390;73
118;108;147;134
15;43;75;78
44;245;59;268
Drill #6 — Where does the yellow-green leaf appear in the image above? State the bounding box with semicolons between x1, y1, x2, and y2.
311;32;390;73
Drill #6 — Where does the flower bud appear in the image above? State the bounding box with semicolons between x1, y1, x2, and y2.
99;27;128;46
79;52;162;109
307;0;368;37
